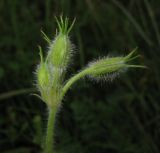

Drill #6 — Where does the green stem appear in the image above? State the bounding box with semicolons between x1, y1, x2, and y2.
62;69;88;98
44;107;57;153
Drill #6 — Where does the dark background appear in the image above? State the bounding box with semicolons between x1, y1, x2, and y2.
0;0;159;153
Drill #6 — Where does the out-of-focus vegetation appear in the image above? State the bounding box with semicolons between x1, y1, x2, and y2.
0;0;159;153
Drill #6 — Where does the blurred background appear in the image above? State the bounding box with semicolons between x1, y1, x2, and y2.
0;0;160;153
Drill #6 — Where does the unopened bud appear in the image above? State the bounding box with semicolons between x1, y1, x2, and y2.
37;63;50;89
47;17;75;69
48;34;72;68
86;49;144;80
37;46;50;89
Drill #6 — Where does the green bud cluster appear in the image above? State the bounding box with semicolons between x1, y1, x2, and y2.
35;16;145;153
35;17;144;108
36;17;75;107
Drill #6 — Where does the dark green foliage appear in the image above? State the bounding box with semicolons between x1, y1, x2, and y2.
0;0;160;153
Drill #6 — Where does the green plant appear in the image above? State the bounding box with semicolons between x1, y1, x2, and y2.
35;16;144;153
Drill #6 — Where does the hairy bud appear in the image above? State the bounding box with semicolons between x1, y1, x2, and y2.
47;17;75;69
37;46;50;89
86;49;144;80
47;34;72;68
37;63;50;89
35;17;75;106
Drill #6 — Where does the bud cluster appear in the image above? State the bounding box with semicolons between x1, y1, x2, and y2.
36;17;75;107
34;17;145;153
35;17;144;108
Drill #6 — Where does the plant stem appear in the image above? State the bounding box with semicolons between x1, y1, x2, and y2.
62;69;88;98
44;106;57;153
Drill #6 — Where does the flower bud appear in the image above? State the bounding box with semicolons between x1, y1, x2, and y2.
37;63;50;89
86;49;143;80
87;56;126;79
36;46;50;89
48;34;72;68
46;17;75;69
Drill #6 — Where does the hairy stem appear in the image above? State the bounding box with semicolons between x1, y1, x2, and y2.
62;69;88;98
44;106;57;153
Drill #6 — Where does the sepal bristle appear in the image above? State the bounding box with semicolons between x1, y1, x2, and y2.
55;16;76;35
41;30;51;44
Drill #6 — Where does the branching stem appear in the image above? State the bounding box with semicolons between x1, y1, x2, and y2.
62;69;88;98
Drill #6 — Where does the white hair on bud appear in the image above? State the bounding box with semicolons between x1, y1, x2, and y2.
87;54;124;68
47;35;75;69
87;65;128;83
